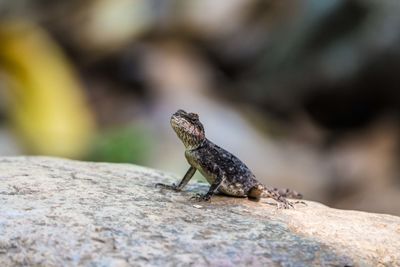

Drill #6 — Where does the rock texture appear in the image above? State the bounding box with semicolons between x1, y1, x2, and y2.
0;157;399;267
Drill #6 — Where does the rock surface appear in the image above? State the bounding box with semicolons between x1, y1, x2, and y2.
0;157;399;266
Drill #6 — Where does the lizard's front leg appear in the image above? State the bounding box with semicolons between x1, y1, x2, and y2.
156;166;196;192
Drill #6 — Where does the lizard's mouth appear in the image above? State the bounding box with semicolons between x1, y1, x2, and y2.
170;112;193;139
170;114;184;134
170;110;188;128
170;114;179;127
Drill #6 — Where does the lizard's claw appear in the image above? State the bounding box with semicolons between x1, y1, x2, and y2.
190;193;211;202
155;183;181;192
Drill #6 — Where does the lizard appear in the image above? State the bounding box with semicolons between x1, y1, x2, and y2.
156;109;303;208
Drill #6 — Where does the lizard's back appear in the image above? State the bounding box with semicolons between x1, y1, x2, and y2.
186;139;259;197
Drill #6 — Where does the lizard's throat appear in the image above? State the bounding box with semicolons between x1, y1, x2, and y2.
177;131;205;150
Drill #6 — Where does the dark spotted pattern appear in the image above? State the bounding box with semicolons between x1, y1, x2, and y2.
156;109;303;208
186;140;259;197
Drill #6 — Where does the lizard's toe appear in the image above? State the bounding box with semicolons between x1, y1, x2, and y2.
277;200;294;209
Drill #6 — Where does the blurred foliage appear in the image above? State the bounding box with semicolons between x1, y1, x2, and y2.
0;21;95;158
87;127;152;164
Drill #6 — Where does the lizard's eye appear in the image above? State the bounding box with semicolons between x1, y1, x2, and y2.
189;113;199;121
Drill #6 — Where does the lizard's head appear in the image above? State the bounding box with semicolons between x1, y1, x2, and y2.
170;109;205;149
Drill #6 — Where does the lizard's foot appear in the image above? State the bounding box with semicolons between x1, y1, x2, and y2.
273;195;295;209
155;183;181;192
276;199;307;209
190;193;211;202
276;201;294;209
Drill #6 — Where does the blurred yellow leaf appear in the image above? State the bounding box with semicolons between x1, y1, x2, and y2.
0;21;95;158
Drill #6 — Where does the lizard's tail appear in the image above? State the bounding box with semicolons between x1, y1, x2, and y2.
248;184;302;208
261;187;303;199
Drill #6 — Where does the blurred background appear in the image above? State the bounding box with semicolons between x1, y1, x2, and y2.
0;0;400;215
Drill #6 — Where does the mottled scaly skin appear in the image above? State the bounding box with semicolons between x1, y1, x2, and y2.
156;109;302;208
186;140;259;197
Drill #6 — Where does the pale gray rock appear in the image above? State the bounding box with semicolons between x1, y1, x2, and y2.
0;156;399;267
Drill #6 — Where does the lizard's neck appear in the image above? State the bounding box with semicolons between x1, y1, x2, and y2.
182;137;206;150
174;126;206;150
